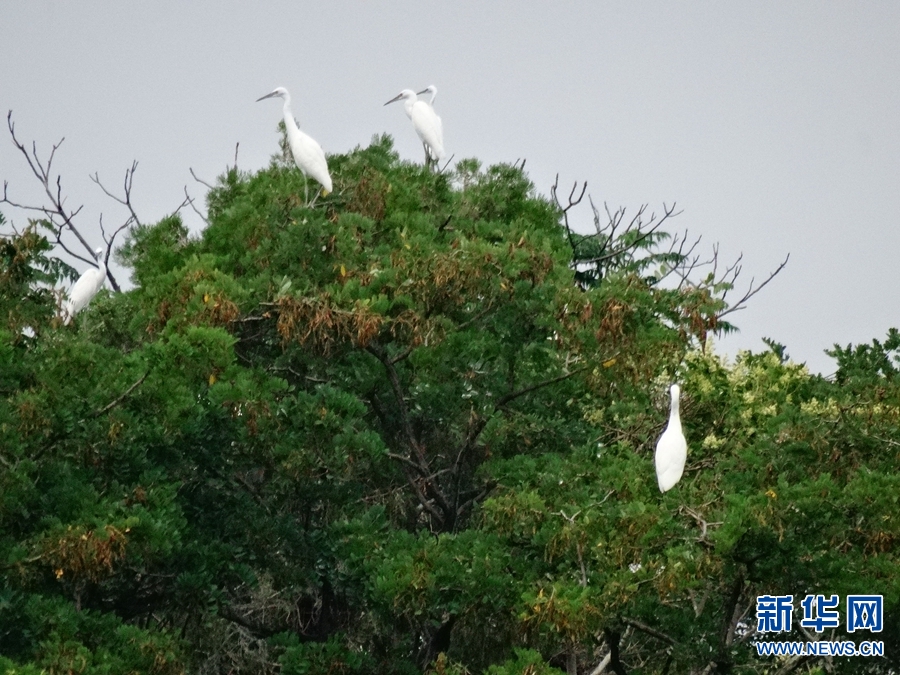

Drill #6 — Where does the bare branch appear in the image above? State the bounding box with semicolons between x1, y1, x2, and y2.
551;174;587;254
6;112;93;254
679;505;723;547
5;111;128;290
579;202;681;266
717;253;790;319
90;161;142;228
436;153;455;175
183;187;209;225
190;167;215;191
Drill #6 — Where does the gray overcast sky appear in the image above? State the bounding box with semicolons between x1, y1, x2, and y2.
3;2;899;374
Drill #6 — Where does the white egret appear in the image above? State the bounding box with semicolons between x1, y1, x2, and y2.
384;87;445;168
419;84;438;106
256;87;332;204
654;384;688;492
417;85;444;161
64;247;106;325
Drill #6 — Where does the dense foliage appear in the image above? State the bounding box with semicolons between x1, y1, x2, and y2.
1;137;897;674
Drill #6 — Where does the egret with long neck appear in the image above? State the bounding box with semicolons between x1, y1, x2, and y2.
257;86;332;204
385;87;445;169
64;247;107;325
655;384;688;492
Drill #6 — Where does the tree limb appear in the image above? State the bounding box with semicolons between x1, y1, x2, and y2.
89;372;149;418
717;254;790;319
622;617;677;645
603;627;629;675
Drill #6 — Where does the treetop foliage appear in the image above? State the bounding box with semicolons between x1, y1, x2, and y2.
0;131;897;674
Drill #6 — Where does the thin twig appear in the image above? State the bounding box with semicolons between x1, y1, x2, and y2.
717;253;790;319
184;186;210;225
89;372;149;418
190;167;215;190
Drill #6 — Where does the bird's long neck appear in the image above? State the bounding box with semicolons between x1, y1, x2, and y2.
403;96;416;119
281;98;299;132
668;396;682;430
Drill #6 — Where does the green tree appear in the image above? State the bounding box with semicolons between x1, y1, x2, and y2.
1;131;896;675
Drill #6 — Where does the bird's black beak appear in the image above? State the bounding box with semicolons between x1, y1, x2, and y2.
384;93;403;106
256;92;277;102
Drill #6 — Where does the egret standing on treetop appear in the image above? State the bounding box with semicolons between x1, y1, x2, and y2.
419;84;438;106
384;87;445;169
655;384;688;492
64;247;107;325
256;86;332;204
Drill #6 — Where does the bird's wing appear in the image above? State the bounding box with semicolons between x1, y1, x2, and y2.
434;112;444;150
291;131;333;193
67;267;106;315
655;429;687;492
411;102;445;160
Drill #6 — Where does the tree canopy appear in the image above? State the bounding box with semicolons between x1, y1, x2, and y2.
0;134;897;674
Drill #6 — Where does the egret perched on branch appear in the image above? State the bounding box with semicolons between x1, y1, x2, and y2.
384;87;445;168
64;247;106;325
256;86;332;204
654;384;687;492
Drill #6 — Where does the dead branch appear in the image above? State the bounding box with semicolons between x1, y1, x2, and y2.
4;111;128;290
717;253;790;319
90;161;142;228
437;153;455;174
579;200;681;267
551;174;588;253
5;112;91;253
190;167;215;191
679;505;723;547
184;186;210;226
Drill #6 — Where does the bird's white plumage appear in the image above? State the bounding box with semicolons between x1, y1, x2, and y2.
420;84;438;106
654;384;688;492
257;87;332;196
385;87;445;164
415;85;444;162
64;247;106;324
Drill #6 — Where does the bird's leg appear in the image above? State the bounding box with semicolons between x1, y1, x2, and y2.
423;142;434;171
303;176;310;206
